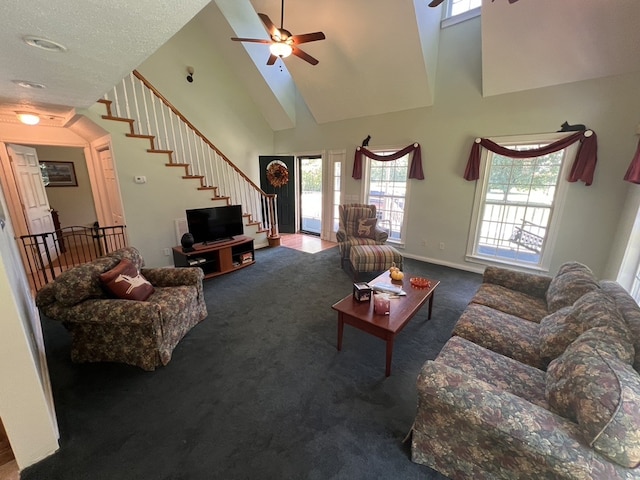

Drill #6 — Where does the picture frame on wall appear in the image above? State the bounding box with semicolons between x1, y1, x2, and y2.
41;161;78;187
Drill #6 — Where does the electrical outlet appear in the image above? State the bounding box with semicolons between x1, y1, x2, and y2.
439;242;445;250
163;248;171;256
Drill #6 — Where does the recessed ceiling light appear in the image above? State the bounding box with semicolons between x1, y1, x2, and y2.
12;80;47;89
22;35;67;53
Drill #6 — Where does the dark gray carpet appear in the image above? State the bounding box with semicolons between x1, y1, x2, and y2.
23;245;482;480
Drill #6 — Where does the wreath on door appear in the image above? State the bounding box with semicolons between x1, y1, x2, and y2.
266;160;289;188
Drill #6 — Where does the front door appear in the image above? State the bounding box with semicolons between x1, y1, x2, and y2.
259;155;296;234
7;144;57;264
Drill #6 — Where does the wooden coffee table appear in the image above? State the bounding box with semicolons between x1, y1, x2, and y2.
332;270;440;377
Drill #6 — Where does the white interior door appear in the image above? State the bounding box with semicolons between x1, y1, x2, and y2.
97;146;124;226
7;144;57;264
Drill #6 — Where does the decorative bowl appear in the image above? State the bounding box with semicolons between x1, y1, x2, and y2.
410;277;431;288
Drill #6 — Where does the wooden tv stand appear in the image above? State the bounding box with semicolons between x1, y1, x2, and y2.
172;235;255;279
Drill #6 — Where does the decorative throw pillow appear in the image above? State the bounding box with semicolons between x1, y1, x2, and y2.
546;344;640;468
539;290;630;363
355;217;377;239
344;206;373;236
99;258;155;301
545;262;599;313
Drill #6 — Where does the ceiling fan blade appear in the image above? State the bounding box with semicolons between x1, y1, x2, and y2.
231;37;271;44
267;54;278;66
258;13;280;38
291;32;326;45
291;46;319;66
428;0;445;6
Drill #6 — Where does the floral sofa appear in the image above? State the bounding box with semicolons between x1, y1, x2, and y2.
36;247;207;371
411;262;640;479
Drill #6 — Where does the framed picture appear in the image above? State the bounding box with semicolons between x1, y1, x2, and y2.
41;161;77;187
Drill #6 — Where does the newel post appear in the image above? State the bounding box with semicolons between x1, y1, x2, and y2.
267;194;281;247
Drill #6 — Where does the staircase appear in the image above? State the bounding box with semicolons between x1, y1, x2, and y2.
98;70;279;247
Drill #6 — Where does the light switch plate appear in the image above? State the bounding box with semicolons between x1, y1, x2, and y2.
134;176;146;184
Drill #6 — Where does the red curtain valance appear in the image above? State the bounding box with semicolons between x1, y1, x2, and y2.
624;139;640;184
352;143;424;180
463;130;598;186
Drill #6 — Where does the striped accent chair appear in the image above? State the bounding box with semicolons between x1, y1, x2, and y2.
336;203;389;268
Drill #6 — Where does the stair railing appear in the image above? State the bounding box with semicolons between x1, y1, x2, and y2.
102;70;278;240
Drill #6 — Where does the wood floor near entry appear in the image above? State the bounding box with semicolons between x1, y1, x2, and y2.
0;420;17;480
279;233;336;254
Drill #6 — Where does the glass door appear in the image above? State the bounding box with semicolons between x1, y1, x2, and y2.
299;156;322;235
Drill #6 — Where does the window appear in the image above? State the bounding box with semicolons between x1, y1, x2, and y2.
442;0;481;27
447;0;481;17
362;150;410;245
466;134;577;271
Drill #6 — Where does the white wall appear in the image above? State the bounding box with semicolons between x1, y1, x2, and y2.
78;103;268;269
34;145;98;228
273;17;640;278
135;12;275;185
0;184;58;469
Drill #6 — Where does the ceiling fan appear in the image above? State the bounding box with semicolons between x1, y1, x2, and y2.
428;0;519;6
231;0;326;66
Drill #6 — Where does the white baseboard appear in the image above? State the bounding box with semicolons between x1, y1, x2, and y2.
400;252;486;275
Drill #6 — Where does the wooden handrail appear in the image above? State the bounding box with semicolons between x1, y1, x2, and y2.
132;70;268;197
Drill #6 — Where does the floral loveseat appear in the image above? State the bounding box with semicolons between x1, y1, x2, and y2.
36;247;207;371
411;262;640;479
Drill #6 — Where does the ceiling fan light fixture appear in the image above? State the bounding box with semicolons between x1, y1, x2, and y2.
16;112;40;125
269;42;292;58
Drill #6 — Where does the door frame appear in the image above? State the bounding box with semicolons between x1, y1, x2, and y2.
0;125;123;241
291;149;344;242
297;154;323;236
88;135;126;228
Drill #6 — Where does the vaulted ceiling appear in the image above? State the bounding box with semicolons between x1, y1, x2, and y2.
1;0;639;130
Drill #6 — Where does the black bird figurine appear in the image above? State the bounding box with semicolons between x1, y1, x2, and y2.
361;135;371;147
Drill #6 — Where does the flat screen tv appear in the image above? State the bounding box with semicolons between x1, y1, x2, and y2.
186;205;244;245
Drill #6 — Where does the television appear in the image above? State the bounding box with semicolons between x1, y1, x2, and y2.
186;205;244;245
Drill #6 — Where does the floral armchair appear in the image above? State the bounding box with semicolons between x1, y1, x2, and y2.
35;246;207;371
336;203;389;267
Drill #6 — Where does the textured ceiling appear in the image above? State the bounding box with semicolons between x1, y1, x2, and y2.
0;0;210;126
1;0;639;129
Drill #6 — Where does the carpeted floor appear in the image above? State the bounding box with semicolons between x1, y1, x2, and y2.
23;245;482;480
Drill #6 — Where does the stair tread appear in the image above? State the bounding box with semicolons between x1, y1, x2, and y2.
147;149;172;154
127;133;154;139
101;115;133;123
166;163;189;167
